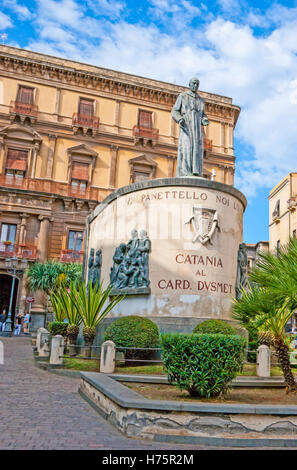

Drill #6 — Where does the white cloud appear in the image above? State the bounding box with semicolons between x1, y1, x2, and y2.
87;0;126;19
2;0;32;20
0;11;13;29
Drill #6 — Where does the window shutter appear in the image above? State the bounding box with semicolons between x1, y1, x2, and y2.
17;86;34;104
79;99;94;116
6;149;28;171
71;162;89;181
138;110;153;128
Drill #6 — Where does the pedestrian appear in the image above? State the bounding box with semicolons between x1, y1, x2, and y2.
1;309;7;332
14;313;23;336
0;309;6;331
23;311;30;334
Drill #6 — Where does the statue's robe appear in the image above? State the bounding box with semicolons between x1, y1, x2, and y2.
171;91;208;177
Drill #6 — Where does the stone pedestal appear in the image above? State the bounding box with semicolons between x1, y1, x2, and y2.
100;340;116;373
50;335;64;365
86;178;246;332
36;327;48;354
39;329;50;357
257;345;271;377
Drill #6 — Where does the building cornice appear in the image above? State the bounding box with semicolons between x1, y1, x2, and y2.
0;45;241;125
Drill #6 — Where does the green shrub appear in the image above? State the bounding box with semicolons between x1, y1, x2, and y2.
160;333;246;398
104;315;159;359
49;321;68;337
193;319;237;336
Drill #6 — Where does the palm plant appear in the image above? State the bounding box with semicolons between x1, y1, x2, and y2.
70;281;125;357
233;288;296;391
50;283;82;354
232;237;297;392
26;261;82;294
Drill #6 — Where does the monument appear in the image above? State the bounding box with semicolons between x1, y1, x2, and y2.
85;77;247;333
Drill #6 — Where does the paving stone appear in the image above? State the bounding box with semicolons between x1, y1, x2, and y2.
0;337;200;450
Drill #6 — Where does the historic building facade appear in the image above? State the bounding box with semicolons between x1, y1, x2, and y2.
0;44;240;328
246;241;269;273
269;172;297;253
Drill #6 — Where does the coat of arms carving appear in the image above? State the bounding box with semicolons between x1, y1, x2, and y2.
186;206;220;244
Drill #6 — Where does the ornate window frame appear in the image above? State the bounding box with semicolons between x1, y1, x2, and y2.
0;124;42;178
129;154;158;183
67;144;98;186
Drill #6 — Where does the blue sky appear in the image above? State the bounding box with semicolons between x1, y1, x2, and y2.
1;0;297;244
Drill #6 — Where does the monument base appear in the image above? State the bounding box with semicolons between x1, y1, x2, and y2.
87;177;246;327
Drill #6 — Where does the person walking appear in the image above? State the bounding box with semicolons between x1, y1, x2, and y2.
14;313;23;336
0;309;6;331
23;311;30;334
1;309;7;332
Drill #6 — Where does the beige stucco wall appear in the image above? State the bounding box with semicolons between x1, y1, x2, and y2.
269;173;297;252
88;179;246;322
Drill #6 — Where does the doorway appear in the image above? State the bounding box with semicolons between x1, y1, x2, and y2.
0;274;19;323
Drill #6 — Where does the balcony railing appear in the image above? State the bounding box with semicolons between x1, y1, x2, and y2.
60;249;84;263
204;138;213;151
133;125;159;142
10;100;38;118
0;174;102;201
0;243;37;260
72;113;100;130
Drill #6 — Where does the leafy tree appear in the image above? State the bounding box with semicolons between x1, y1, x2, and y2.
233;238;297;392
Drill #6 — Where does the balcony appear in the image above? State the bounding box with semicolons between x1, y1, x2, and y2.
133;125;159;147
60;249;84;263
0;174;102;202
288;198;297;211
9;100;38;125
72;113;100;136
0;243;37;260
204;138;213;151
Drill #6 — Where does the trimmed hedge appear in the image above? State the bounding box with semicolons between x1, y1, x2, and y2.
161;333;246;397
103;315;159;359
193;319;237;336
49;321;68;337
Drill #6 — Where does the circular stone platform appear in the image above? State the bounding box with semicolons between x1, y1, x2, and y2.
86;177;247;333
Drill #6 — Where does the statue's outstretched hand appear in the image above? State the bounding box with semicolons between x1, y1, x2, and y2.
179;118;188;135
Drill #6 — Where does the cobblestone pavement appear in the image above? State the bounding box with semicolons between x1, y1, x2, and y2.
0;336;205;450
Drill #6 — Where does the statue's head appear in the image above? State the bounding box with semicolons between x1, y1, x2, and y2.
131;229;138;239
189;77;200;93
139;229;147;239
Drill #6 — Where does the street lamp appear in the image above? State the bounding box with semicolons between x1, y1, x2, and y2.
2;256;28;337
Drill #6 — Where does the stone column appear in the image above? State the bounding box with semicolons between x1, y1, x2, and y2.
46;135;57;179
30;143;41;179
37;215;52;262
114;100;120;132
108;145;118;189
224;123;229;154
256;345;271;377
54;87;62;121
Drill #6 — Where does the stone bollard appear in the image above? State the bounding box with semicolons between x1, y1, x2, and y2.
100;340;116;373
39;330;51;357
36;327;48;354
256;345;271;377
50;335;65;366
